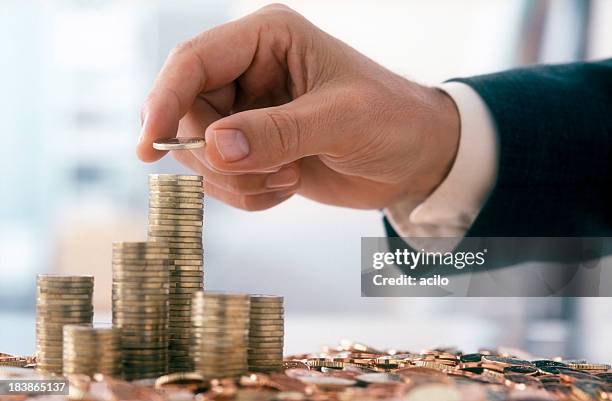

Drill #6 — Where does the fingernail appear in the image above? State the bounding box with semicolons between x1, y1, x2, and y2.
140;111;147;126
212;129;250;162
266;168;298;188
138;113;148;144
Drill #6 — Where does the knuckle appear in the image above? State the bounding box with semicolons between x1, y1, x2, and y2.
225;175;250;194
261;3;294;14
171;150;188;164
240;195;264;212
169;39;194;58
256;3;304;32
263;109;300;155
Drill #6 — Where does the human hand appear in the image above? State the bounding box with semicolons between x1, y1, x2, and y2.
137;4;459;211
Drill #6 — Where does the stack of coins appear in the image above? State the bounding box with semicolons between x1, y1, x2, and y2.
112;241;170;380
148;174;204;372
191;292;250;379
62;325;121;377
248;295;284;372
36;275;94;374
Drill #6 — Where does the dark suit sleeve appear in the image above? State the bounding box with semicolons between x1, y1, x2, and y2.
387;59;612;238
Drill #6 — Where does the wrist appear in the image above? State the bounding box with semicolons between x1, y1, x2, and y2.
412;85;461;201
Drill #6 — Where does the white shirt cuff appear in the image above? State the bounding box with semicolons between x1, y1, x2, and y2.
384;81;498;243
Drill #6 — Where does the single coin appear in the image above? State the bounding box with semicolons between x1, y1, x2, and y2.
36;316;93;324
193;291;249;299
172;266;204;273
149;207;203;215
112;252;170;259
171;270;204;277
113;317;169;325
149;231;202;239
158;243;203;251
247;358;286;365
250;319;285;326
112;284;169;292
149;197;204;205
113;272;170;279
249;324;284;331
112;241;170;250
150;237;202;245
120;332;169;340
148;214;203;223
149;224;202;232
149;190;202;198
37;274;94;282
113;277;170;285
191;306;250;314
149;174;202;181
121;348;169;356
250;295;284;303
37;299;91;307
36;294;91;302
111;254;170;261
111;304;169;312
149;184;203;192
111;294;168;302
149;200;203;209
173;281;203;288
355;373;401;384
482;356;533;367
247;350;283;357
192;356;246;365
249;342;284;348
36;311;93;319
149;219;203;227
250;305;284;311
37;286;93;294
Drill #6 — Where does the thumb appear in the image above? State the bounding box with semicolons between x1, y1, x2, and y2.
195;94;337;173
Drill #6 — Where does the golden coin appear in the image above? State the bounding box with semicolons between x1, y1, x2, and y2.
149;174;202;181
148;183;203;192
37;274;94;282
149;219;203;227
149;224;202;233
148;214;202;223
250;295;284;303
149;190;203;198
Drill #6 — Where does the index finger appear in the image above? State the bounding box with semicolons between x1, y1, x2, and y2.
137;17;259;162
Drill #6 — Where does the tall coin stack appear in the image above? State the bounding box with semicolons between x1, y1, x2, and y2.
191;292;250;379
148;174;204;372
112;241;170;380
248;295;284;372
36;274;94;374
62;325;121;377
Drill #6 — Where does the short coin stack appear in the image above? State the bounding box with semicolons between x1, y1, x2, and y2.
148;174;204;372
62;325;121;376
191;292;250;379
248;295;284;372
112;241;170;380
36;274;94;374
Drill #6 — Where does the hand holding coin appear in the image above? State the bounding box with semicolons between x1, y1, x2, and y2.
137;4;459;212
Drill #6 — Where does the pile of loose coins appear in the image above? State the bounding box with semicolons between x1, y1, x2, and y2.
191;291;250;379
36;275;94;374
148;174;204;372
62;325;121;376
248;295;285;372
112;241;170;380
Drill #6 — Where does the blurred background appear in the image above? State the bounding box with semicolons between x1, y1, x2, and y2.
1;0;611;361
